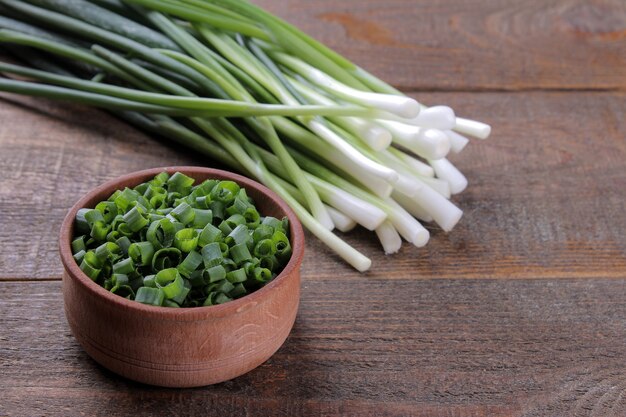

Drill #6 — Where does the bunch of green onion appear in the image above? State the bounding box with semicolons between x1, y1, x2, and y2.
0;0;491;271
72;171;292;307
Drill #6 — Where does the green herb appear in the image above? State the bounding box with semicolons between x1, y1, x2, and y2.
0;0;491;271
71;172;291;307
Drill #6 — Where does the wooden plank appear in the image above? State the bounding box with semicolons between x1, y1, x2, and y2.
0;91;624;280
253;0;626;90
1;279;625;416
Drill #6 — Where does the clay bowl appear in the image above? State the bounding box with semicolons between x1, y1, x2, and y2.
59;166;304;388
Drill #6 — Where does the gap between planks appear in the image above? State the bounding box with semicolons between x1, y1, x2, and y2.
1;276;624;283
397;86;626;94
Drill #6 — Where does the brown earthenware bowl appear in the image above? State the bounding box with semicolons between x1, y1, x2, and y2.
59;167;304;388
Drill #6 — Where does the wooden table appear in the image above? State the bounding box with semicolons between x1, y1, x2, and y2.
1;1;625;416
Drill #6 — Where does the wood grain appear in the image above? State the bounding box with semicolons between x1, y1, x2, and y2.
1;1;625;415
0;91;624;280
254;0;626;91
1;279;625;417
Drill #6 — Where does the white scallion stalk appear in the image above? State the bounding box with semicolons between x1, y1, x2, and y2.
190;117;371;271
257;164;373;272
271;176;335;231
391;191;434;223
407;181;463;232
270;117;394;198
306;175;387;231
388;147;435;177
342;117;392;151
326;206;357;233
392;173;425;198
454;117;492;139
288;76;392;151
274;52;420;118
307;119;399;184
410;105;456;130
384;198;430;247
418;176;451;198
277;189;373;271
373;150;426;197
429;158;468;194
446;130;470;153
254;144;387;231
0;0;496;271
377;120;451;160
375;220;403;254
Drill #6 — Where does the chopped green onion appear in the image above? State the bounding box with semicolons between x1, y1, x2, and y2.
198;223;222;246
112;257;135;275
143;274;156;287
177;250;203;277
95;241;121;263
253;267;273;283
201;242;223;268
204;264;226;283
69;172;290;306
226;224;251;247
154;268;185;299
80;251;102;281
146;218;176;249
71;236;86;254
74;209;91;235
170;201;195;225
135;287;164;306
174;228;199;252
123;205;149;232
229;243;252;265
167;172;195;194
115;236;132;255
152;247;182;271
95;201;118;223
191;208;213;228
128;241;155;266
229;283;247;298
253;239;276;258
73;249;86;264
226;267;247;283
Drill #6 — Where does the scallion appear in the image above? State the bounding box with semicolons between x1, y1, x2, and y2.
0;0;492;271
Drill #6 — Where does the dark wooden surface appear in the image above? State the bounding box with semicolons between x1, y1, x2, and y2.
1;1;625;416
